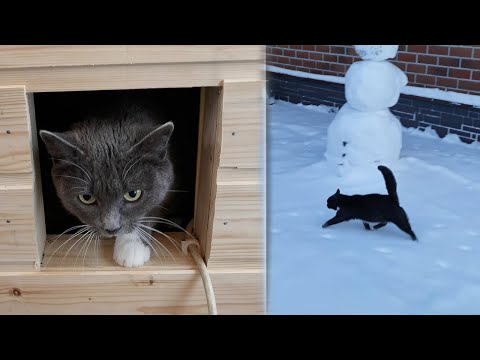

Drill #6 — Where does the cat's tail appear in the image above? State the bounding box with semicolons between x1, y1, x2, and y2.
378;165;399;205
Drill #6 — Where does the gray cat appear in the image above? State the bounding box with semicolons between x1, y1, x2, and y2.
40;106;177;267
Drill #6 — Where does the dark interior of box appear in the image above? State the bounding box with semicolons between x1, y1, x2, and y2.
34;88;200;235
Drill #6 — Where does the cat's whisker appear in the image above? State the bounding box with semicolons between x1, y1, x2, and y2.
95;235;100;267
135;229;164;265
75;230;95;268
50;157;93;182
137;224;182;255
136;227;174;262
44;226;91;267
82;232;96;268
139;216;195;240
45;224;89;249
61;229;93;267
52;175;90;185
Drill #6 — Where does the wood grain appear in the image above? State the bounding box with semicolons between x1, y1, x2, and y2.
194;87;223;261
0;62;263;93
0;269;263;314
220;80;265;168
0;45;264;69
0;86;32;174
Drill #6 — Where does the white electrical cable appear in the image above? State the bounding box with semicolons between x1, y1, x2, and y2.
182;238;218;315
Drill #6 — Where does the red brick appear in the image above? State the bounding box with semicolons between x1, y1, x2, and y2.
323;54;338;62
338;55;353;64
398;52;416;62
475;48;480;58
347;47;357;56
272;48;283;56
449;68;471;79
438;57;460;67
461;59;480;70
281;65;296;71
277;45;290;48
428;46;449;55
266;54;273;63
459;80;480;92
391;61;407;71
309;53;323;61
416;75;436;85
297;51;309;59
315;45;329;52
303;60;316;68
418;55;438;65
302;45;315;51
331;64;346;73
289;45;302;50
330;46;346;54
290;58;303;66
309;68;327;75
278;57;290;65
323;70;339;76
266;47;272;54
473;71;480;81
408;45;427;53
406;73;416;83
437;77;458;88
450;46;473;57
283;49;295;57
428;66;448;76
316;62;330;70
398;45;407;51
407;64;426;73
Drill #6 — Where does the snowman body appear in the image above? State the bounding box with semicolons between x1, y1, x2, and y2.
325;45;408;173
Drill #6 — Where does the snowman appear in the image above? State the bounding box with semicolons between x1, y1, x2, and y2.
324;45;408;175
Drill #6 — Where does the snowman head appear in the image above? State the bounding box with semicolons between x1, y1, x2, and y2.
354;45;399;61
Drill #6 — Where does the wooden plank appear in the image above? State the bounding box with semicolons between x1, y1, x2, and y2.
0;45;265;69
193;87;223;261
217;167;263;184
0;188;36;262
0;270;263;314
0;86;32;174
208;182;264;269
0;61;263;92
219;81;265;168
26;93;45;264
41;233;195;271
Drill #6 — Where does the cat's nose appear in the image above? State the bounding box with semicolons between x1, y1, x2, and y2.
104;226;121;235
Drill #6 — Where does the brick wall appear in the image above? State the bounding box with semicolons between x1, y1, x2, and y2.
268;72;480;144
267;45;480;96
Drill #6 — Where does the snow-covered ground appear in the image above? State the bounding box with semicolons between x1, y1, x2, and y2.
268;100;480;314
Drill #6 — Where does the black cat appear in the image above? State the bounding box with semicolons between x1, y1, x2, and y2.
322;165;417;241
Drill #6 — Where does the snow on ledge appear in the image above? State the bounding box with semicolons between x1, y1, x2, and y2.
267;65;480;107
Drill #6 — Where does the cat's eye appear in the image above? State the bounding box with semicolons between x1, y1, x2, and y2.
79;194;96;205
124;190;142;202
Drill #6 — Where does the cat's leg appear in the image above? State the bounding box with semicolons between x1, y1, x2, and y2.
373;222;387;230
392;219;417;241
322;211;350;228
363;222;371;230
113;232;151;267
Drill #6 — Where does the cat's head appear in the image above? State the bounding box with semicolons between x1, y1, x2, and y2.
39;121;174;237
326;189;341;210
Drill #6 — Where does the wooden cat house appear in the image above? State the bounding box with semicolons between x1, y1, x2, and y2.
0;45;265;314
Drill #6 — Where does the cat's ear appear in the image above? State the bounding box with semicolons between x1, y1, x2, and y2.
129;121;174;159
336;189;340;195
39;130;85;159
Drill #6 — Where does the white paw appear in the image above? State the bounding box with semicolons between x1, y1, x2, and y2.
113;233;150;268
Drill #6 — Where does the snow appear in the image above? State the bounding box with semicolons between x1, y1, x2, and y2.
268;100;480;314
354;45;399;61
325;103;403;172
345;61;408;111
267;66;480;107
